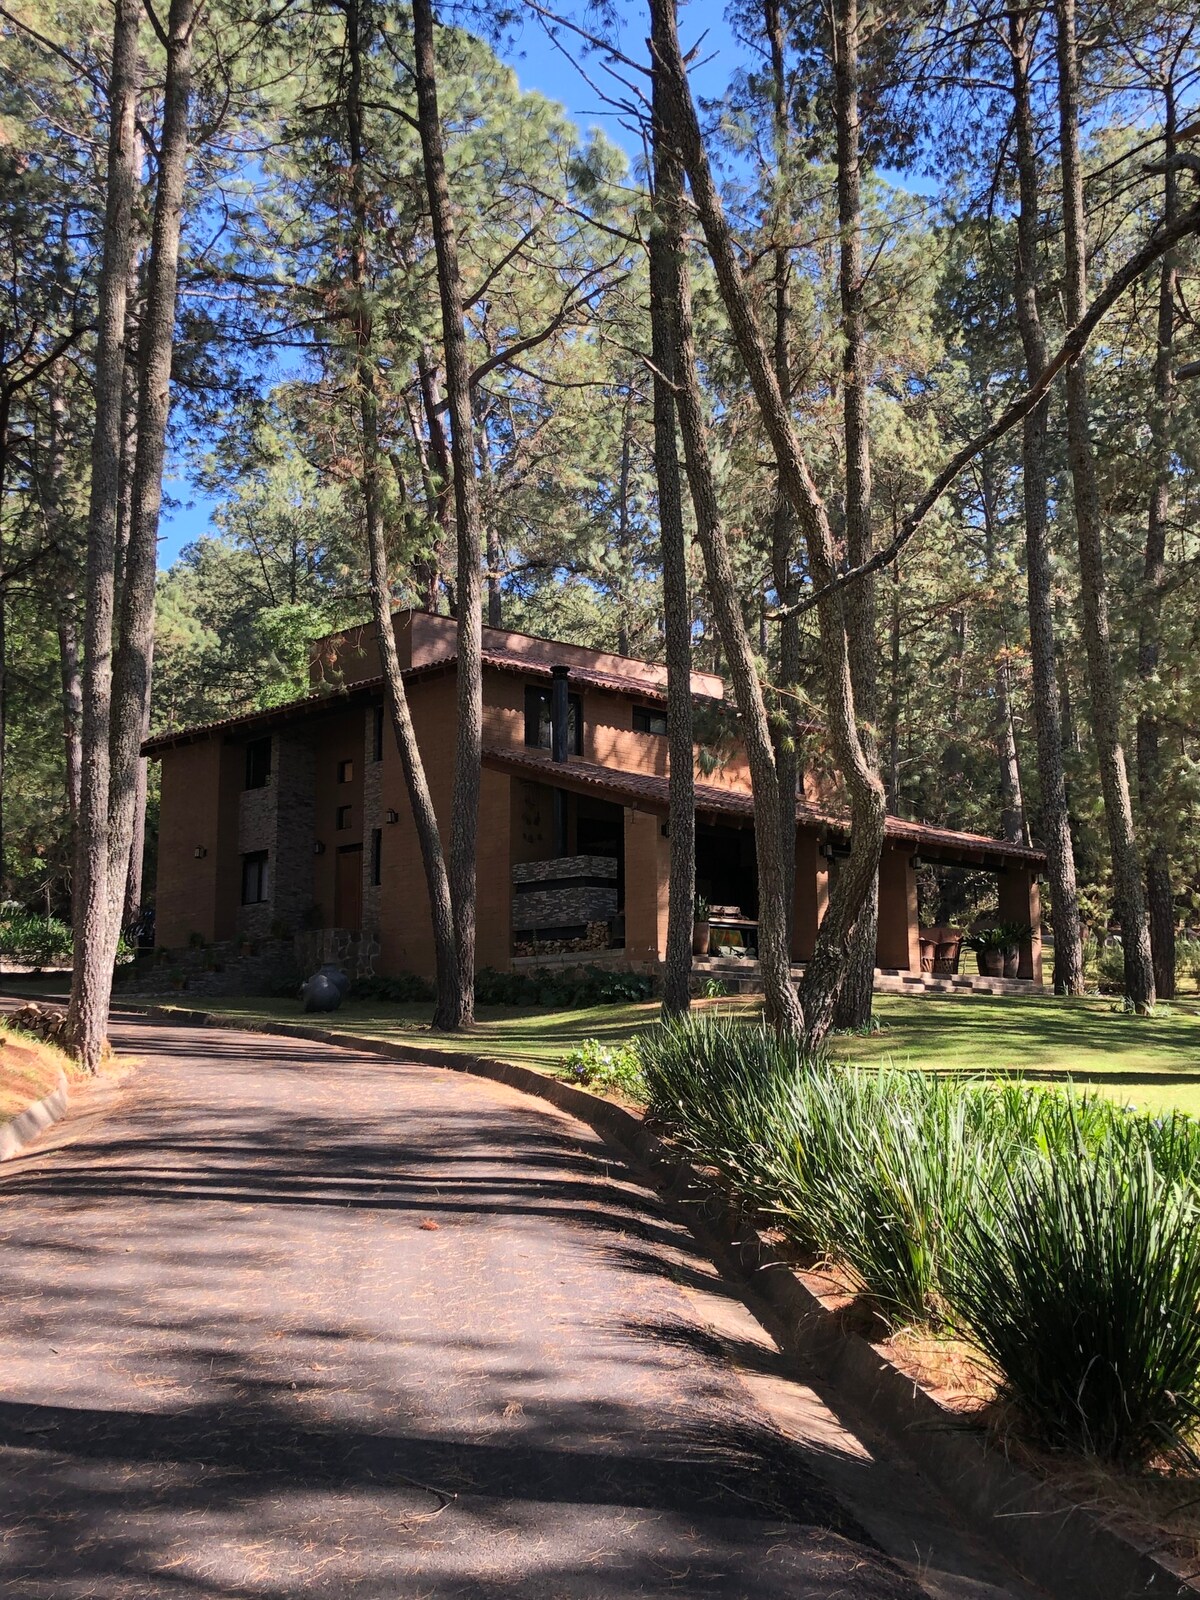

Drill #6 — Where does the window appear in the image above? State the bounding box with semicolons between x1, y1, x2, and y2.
337;758;354;784
336;805;352;831
633;704;667;736
241;851;269;905
523;685;582;755
244;737;271;790
373;705;385;762
370;827;382;886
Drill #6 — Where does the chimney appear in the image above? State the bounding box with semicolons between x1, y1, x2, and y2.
551;665;570;856
550;665;570;762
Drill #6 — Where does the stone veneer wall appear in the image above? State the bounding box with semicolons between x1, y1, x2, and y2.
236;730;317;939
360;706;383;936
511;854;618;934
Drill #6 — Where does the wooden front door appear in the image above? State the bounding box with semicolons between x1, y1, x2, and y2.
334;845;363;932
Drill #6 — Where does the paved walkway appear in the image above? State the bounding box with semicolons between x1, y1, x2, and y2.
0;1012;1016;1598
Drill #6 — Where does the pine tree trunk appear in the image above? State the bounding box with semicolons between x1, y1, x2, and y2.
43;370;83;828
67;0;141;1070
831;0;879;1031
1054;0;1154;1009
412;0;481;1028
107;0;199;975
653;0;885;1049
649;55;694;1020
979;443;1027;844
344;0;459;1024
1137;86;1177;999
1007;8;1084;992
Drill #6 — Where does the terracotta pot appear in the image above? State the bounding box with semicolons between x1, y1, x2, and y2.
692;922;711;957
976;949;1003;977
1002;948;1020;979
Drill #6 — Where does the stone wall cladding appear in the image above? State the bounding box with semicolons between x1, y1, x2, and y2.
361;706;383;935
511;854;617;884
294;927;381;980
272;733;316;930
512;886;618;933
238;784;273;855
122;937;300;998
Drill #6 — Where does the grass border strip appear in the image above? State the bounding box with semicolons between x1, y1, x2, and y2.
0;1070;69;1162
130;1001;1196;1600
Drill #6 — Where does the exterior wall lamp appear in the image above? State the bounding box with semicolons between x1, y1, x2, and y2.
313;840;325;856
385;809;400;824
193;846;207;859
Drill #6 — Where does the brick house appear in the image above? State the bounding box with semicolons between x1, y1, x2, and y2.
144;609;1046;987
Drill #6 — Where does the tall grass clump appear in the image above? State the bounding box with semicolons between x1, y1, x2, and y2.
950;1118;1200;1465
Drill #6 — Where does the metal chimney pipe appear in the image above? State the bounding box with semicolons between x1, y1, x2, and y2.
550;665;570;763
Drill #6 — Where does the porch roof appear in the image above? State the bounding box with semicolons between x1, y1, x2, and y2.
483;745;1048;870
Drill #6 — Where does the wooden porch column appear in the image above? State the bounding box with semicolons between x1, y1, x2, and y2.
624;806;669;968
999;866;1044;985
792;829;827;962
877;844;920;973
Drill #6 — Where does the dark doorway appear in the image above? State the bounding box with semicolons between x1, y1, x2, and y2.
695;823;757;918
334;844;363;931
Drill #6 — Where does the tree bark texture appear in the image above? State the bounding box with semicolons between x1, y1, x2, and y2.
345;0;459;1023
649;54;694;1021
1137;84;1177;999
1007;8;1084;992
831;0;880;1031
67;0;141;1070
1054;0;1154;1008
412;0;481;1027
651;0;886;1049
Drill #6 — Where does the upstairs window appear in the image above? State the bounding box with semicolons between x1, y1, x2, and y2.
373;705;385;762
337;758;354;784
241;851;269;905
336;805;352;831
371;827;382;886
633;704;667;736
244;737;271;790
523;685;582;755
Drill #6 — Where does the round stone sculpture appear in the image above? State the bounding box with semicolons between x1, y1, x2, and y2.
301;971;343;1013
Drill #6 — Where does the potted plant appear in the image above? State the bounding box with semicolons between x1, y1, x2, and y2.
692;895;711;957
965;925;1007;977
996;921;1031;979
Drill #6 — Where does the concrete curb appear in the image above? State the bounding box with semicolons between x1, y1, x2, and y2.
0;1070;69;1161
129;1001;1195;1600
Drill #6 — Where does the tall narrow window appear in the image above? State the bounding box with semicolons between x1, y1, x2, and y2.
240;851;269;905
337;758;354;784
371;827;382;886
336;805;352;831
244;737;271;790
373;704;385;762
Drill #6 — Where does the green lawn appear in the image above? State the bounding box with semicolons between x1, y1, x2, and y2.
131;988;1200;1117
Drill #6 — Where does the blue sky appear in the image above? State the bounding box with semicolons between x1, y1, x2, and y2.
158;1;745;568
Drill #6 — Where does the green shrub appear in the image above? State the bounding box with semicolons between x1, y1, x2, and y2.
474;965;653;1008
1095;942;1127;994
350;972;436;1003
0;911;73;970
1175;938;1200;985
558;1038;646;1100
951;1127;1200;1465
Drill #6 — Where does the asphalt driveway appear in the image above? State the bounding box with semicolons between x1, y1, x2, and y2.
0;1010;1001;1598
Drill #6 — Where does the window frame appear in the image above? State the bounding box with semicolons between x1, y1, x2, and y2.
240;850;269;905
523;685;583;755
337;758;354;784
632;703;668;736
372;705;385;762
370;827;382;887
244;736;271;790
335;804;352;831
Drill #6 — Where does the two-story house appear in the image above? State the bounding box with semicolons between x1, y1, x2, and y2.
144;609;1046;986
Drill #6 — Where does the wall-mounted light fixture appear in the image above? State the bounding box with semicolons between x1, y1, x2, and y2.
385;808;400;824
193;846;207;859
909;854;922;870
313;840;326;856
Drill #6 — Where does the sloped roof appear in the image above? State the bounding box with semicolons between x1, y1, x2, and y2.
483;745;1047;868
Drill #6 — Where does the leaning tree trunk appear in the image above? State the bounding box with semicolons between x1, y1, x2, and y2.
1007;7;1084;992
345;0;459;1022
831;0;880;1031
1137;85;1177;999
67;0;141;1070
652;0;885;1049
412;0;481;1028
1054;0;1154;1009
107;0;199;976
649;55;695;1020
